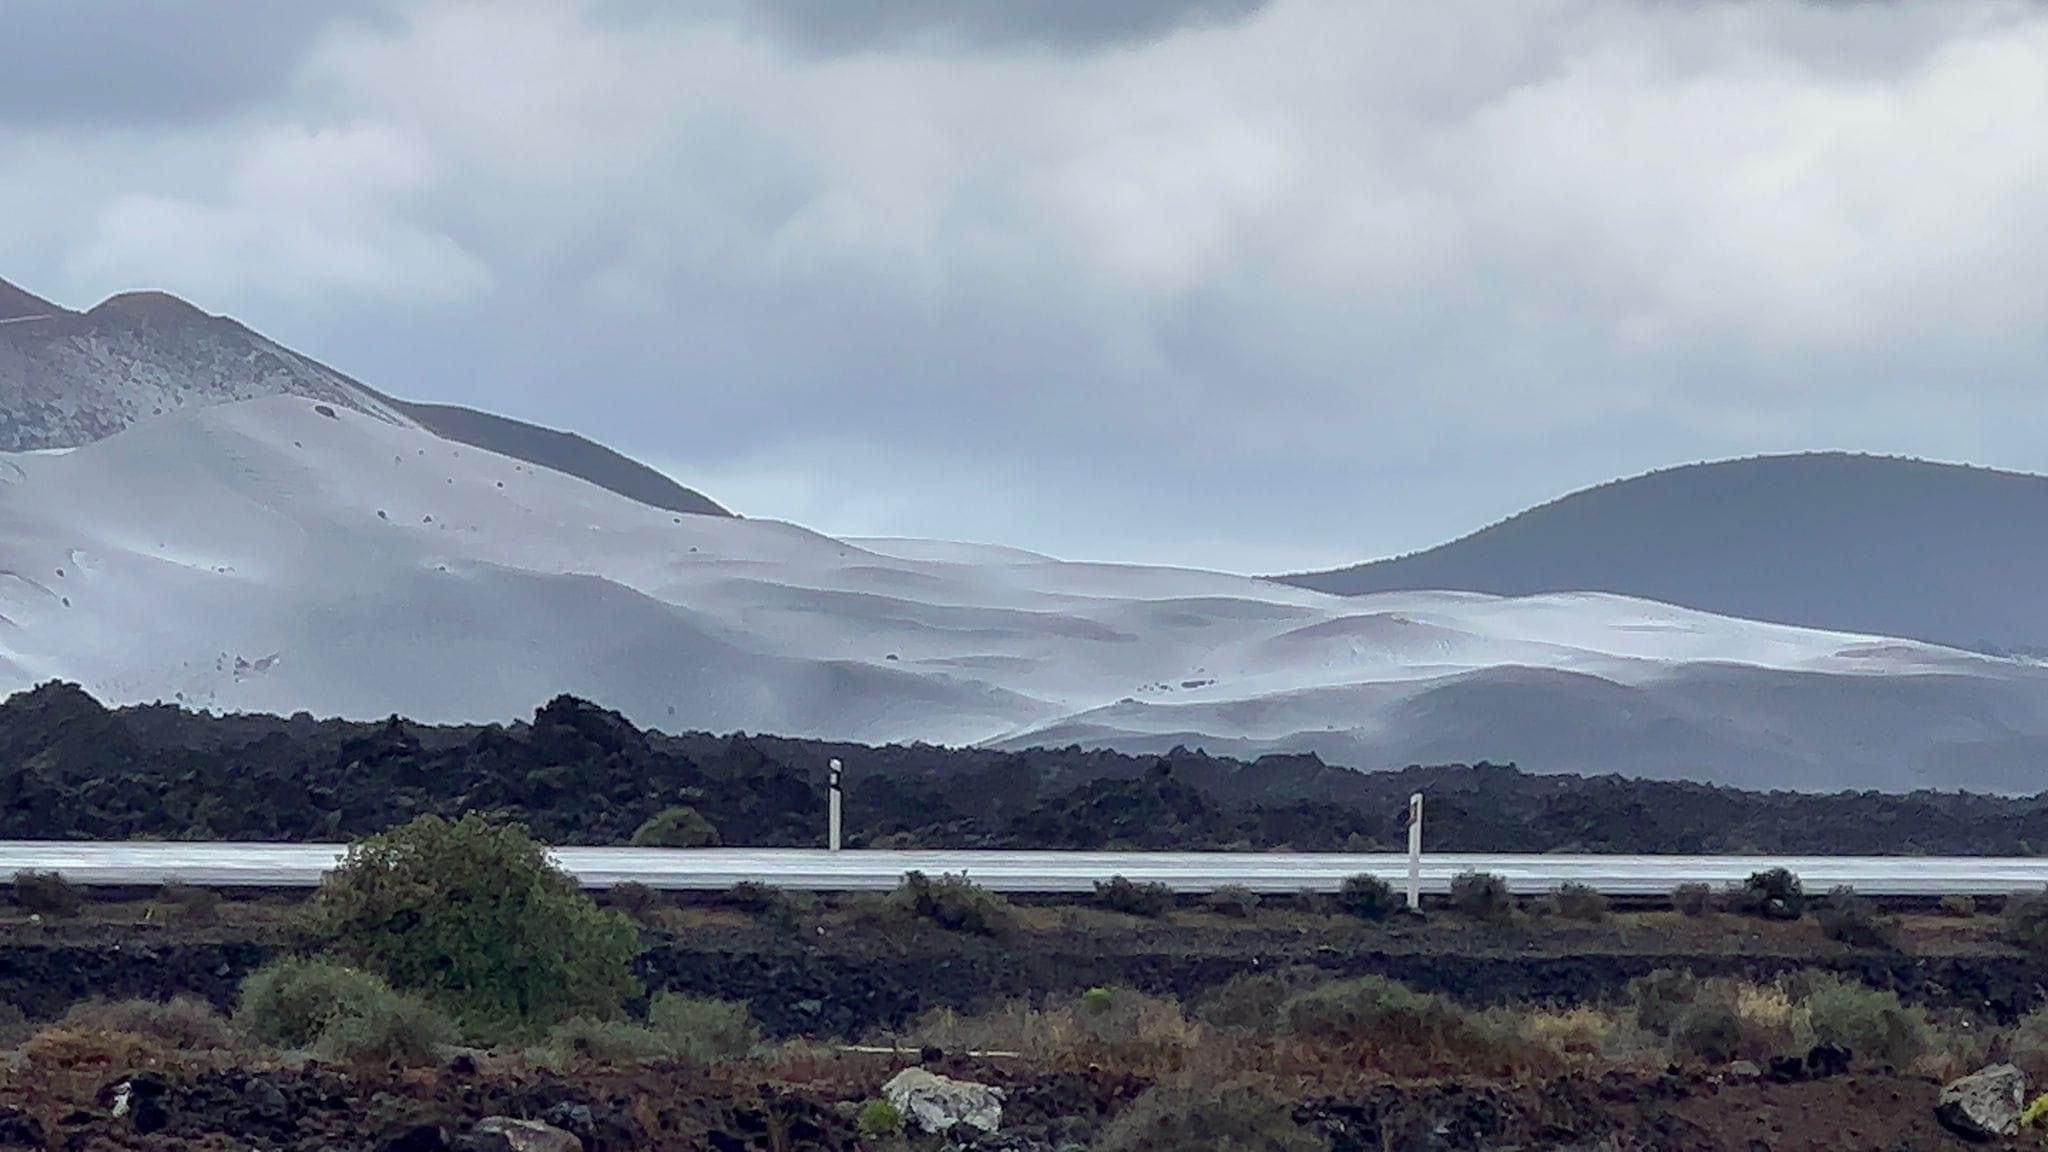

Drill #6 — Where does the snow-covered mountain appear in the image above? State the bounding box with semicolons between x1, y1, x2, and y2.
4;395;2046;793
0;277;728;517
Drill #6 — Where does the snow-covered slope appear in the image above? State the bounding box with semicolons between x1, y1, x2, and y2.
4;397;2046;792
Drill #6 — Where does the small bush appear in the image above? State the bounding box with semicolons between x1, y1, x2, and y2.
893;871;1013;936
856;1098;905;1141
1551;882;1609;923
1449;871;1514;923
604;881;666;922
1096;1077;1322;1152
12;870;82;917
2005;890;2048;956
2024;1092;2048;1131
1096;875;1174;918
2009;1007;2048;1084
235;957;400;1049
726;881;801;927
1338;874;1399;922
1627;968;1703;1036
1195;968;1327;1037
1205;885;1260;919
1516;1005;1618;1060
1671;997;1744;1064
1736;868;1805;920
1804;976;1930;1070
1282;976;1510;1070
647;992;758;1064
1816;886;1898;949
1673;883;1715;917
540;1017;674;1067
158;882;223;925
61;997;236;1051
631;805;722;849
314;993;459;1068
1939;894;1978;919
19;1025;170;1073
1081;987;1115;1011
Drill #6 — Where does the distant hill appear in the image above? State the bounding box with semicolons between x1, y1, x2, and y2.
1279;452;2048;656
0;275;728;518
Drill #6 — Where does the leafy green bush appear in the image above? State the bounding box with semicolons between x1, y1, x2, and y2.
1673;883;1716;917
315;992;460;1068
1450;871;1514;923
1205;885;1260;919
1736;868;1805;920
856;1098;905;1141
1816;886;1898;948
1804;976;1930;1070
301;812;643;1036
1551;882;1608;922
892;871;1014;936
631;805;721;848
1096;875;1174;918
11;870;81;917
1337;874;1399;921
1096;1077;1321;1152
1082;987;1115;1011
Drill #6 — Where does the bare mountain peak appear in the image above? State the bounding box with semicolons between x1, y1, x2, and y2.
85;289;213;326
0;278;67;322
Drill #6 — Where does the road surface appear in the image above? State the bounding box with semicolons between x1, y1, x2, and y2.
2;843;2046;896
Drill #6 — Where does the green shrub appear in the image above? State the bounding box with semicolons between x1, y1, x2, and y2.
1195;968;1328;1037
1939;894;1978;919
1673;883;1716;917
236;957;456;1066
11;870;81;918
1081;986;1115;1011
61;996;236;1051
1551;882;1609;923
302;812;643;1037
1449;871;1514;923
1281;976;1507;1068
1205;885;1260;919
1627;968;1703;1036
1736;868;1804;920
1337;874;1399;922
1816;886;1898;949
892;871;1014;936
540;1017;674;1067
1096;1077;1321;1152
647;992;758;1063
1096;875;1174;918
631;806;721;848
856;1098;905;1141
1671;997;1744;1064
1804;976;1930;1070
2005;890;2048;956
314;992;459;1068
236;957;400;1049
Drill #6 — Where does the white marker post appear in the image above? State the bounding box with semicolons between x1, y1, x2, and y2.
828;758;844;852
1406;791;1423;910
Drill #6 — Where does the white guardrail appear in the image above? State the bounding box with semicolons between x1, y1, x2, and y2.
3;842;2047;897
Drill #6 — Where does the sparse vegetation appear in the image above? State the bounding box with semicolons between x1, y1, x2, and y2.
234;956;456;1066
2005;889;2048;956
1673;883;1715;917
1337;873;1399;921
1096;1076;1322;1152
156;881;223;925
1096;875;1175;917
1816;885;1898;948
60;997;237;1052
1449;870;1514;923
631;805;722;848
1803;975;1930;1070
1939;894;1978;918
1551;882;1608;922
11;870;82;917
1204;884;1259;918
1281;975;1513;1072
856;1097;905;1141
893;870;1014;936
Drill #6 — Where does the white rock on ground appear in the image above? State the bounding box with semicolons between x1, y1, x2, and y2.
1936;1063;2026;1139
883;1067;1005;1135
467;1117;584;1152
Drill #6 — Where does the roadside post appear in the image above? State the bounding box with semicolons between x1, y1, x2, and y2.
828;758;843;852
1406;791;1423;909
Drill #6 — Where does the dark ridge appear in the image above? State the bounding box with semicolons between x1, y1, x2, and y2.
386;399;733;518
9;681;2048;855
1277;452;2048;656
0;278;67;322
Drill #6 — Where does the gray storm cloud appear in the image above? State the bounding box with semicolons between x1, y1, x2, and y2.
1;0;2045;572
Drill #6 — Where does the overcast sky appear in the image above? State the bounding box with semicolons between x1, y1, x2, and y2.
4;0;2047;573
